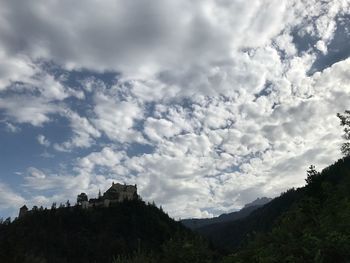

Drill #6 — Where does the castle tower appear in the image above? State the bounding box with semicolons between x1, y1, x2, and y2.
19;205;28;218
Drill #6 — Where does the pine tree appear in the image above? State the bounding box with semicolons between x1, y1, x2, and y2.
305;165;319;185
337;110;350;156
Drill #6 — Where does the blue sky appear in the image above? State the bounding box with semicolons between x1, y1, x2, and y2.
0;0;350;219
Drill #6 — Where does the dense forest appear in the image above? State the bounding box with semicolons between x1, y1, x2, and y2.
0;200;215;263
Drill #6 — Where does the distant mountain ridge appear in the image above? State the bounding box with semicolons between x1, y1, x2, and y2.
181;197;272;230
243;197;272;208
195;157;350;261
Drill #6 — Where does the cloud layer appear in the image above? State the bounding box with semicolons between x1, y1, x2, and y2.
0;0;350;218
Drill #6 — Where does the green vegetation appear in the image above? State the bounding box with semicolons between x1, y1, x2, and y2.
337;110;350;156
112;234;215;263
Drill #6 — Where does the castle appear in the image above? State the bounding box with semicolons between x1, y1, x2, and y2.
77;182;138;209
19;182;138;217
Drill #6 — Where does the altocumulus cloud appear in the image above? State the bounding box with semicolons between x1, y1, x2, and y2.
0;0;350;218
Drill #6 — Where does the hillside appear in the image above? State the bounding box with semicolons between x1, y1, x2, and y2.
197;188;302;251
209;157;350;262
181;197;271;230
0;199;212;263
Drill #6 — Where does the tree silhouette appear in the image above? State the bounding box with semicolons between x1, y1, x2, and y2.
305;165;319;185
77;193;88;205
337;110;350;156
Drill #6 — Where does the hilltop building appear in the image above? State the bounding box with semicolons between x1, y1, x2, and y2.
19;205;28;218
78;182;138;209
18;182;138;217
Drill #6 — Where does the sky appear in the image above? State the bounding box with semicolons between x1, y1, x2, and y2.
0;0;350;219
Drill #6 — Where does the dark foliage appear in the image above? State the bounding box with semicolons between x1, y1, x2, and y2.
337;110;350;156
196;187;302;252
112;233;217;263
222;157;350;262
305;165;319;185
0;199;211;263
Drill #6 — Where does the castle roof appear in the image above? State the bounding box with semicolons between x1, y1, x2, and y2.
20;205;28;210
108;182;136;192
102;182;137;200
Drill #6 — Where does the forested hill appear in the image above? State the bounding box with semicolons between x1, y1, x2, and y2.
0;199;212;263
196;185;303;250
217;157;350;262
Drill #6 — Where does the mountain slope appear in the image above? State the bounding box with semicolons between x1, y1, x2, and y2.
198;188;302;251
208;157;350;262
181;197;271;230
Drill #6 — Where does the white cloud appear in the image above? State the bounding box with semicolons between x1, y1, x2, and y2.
0;95;59;126
0;0;295;79
25;167;90;194
92;92;145;143
1;0;350;219
27;167;46;179
54;110;101;152
0;67;81;127
77;147;127;175
0;52;36;91
315;40;328;54
144;118;182;142
37;134;50;147
0;182;25;210
4;122;20;133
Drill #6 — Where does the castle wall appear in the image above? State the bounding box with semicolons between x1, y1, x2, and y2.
19;207;28;217
80;183;138;209
104;199;110;207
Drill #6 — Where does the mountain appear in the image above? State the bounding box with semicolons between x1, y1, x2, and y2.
203;157;350;262
197;188;301;251
243;197;272;208
0;199;213;263
181;197;271;230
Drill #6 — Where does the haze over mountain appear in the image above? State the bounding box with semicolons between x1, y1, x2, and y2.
181;197;272;230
